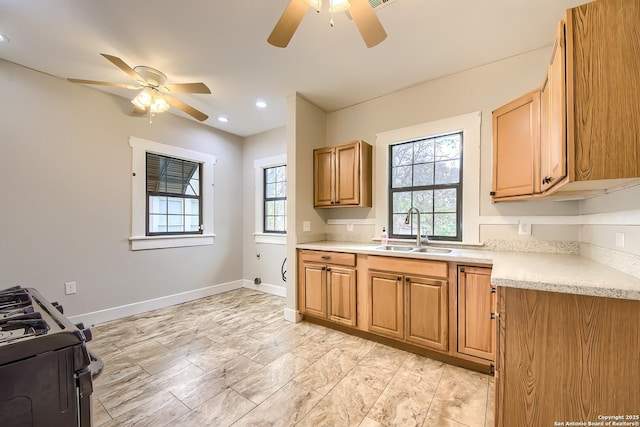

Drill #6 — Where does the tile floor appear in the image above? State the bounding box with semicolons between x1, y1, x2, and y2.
89;288;495;427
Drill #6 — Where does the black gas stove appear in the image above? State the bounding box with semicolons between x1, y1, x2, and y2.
0;286;103;427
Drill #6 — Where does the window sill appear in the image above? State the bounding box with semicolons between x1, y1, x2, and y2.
254;233;287;245
130;234;215;251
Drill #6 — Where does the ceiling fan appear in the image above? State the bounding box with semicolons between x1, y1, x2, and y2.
67;53;211;122
268;0;387;48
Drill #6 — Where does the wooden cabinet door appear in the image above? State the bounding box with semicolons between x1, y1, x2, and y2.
491;90;541;198
540;22;567;192
368;271;404;339
457;266;495;361
405;275;448;352
328;266;357;326
335;142;359;206
300;262;327;319
313;147;335;207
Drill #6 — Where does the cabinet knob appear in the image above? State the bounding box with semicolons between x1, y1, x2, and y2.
543;176;552;185
397;276;402;281
321;255;330;260
490;312;500;320
490;191;496;196
405;277;411;283
490;287;497;294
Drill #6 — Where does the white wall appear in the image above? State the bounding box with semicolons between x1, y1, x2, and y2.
242;127;288;294
0;59;244;319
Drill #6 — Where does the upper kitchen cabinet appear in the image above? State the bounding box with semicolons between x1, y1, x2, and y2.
492;0;640;202
540;22;567;193
491;90;540;199
314;140;372;208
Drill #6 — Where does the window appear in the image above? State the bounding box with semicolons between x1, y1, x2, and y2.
254;154;286;245
263;165;287;233
389;132;463;241
129;137;216;251
146;153;202;235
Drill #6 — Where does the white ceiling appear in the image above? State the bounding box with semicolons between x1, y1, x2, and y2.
0;0;585;137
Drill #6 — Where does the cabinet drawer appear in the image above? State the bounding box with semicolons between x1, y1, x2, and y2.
299;250;356;267
368;255;447;279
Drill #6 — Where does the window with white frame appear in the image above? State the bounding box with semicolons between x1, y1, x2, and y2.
263;165;287;234
389;132;463;241
254;155;287;244
374;112;481;245
129;137;216;251
146;153;202;235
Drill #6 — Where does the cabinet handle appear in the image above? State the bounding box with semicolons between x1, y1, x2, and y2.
490;312;500;320
489;191;496;196
490;287;497;294
543;176;552;185
321;255;330;260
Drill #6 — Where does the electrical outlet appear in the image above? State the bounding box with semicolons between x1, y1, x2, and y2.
347;223;354;232
616;232;625;248
518;221;532;236
65;281;77;295
303;221;311;232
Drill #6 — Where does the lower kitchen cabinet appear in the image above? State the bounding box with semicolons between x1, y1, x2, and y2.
298;250;357;327
367;256;449;353
457;266;495;361
405;275;448;352
327;266;357;326
300;263;327;318
496;287;640;426
368;271;404;339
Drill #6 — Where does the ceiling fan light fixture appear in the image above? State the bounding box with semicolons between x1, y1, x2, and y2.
328;0;350;13
304;0;322;11
151;95;170;113
132;87;154;108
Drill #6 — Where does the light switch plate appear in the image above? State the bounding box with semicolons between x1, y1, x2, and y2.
303;221;311;232
65;281;77;295
518;221;532;236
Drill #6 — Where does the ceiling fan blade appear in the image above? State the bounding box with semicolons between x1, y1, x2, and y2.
349;0;387;48
165;95;209;122
100;53;145;83
67;78;139;90
160;82;211;94
268;0;309;48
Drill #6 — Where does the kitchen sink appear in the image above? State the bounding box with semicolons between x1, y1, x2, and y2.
410;247;452;254
374;245;452;254
374;245;413;252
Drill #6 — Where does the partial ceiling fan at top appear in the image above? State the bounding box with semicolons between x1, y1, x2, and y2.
67;54;211;123
268;0;387;48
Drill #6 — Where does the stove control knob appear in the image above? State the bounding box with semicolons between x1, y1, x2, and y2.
52;301;64;314
75;322;93;342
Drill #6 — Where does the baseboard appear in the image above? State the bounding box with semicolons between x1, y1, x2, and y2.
283;307;303;323
241;279;286;297
69;280;244;326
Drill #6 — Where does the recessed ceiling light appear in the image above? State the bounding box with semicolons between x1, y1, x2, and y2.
217;116;229;123
255;100;268;109
0;34;9;43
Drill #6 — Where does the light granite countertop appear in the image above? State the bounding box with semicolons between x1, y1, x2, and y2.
296;241;640;301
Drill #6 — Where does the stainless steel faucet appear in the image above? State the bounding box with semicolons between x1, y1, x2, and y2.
404;207;427;247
